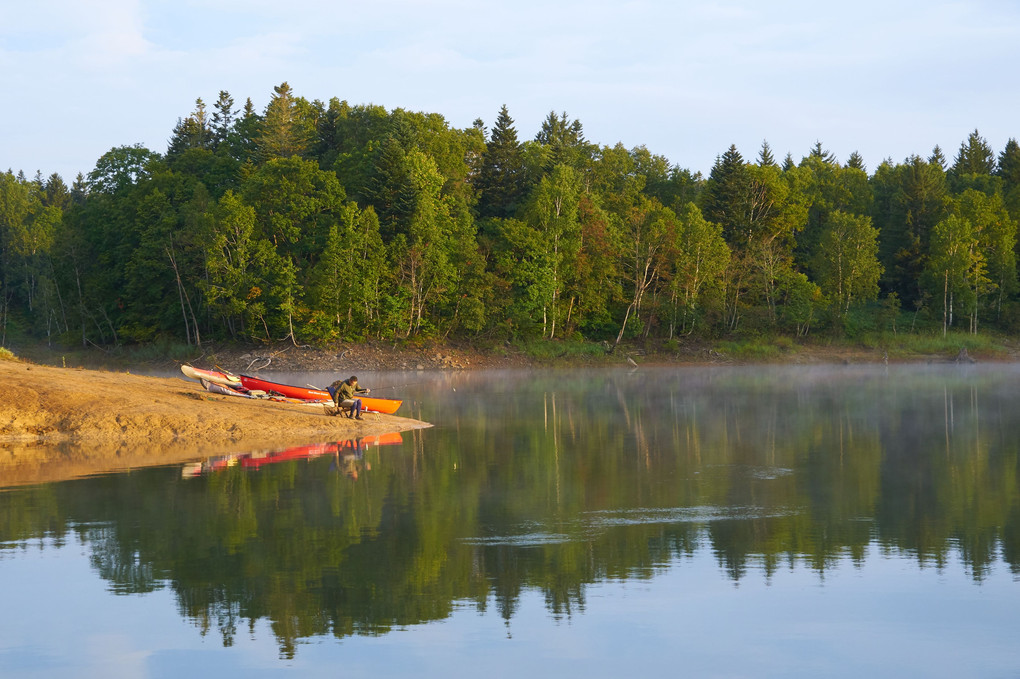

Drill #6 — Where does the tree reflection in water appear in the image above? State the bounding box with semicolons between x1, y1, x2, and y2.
1;366;1019;657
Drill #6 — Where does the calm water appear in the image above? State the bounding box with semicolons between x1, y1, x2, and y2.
2;365;1020;678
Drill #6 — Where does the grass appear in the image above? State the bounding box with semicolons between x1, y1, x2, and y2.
857;330;1012;359
511;338;610;362
712;337;796;362
706;330;1015;364
0;346;17;361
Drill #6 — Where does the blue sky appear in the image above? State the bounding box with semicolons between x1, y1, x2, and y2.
3;0;1020;183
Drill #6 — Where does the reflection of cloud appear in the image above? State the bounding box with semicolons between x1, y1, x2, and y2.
462;506;798;546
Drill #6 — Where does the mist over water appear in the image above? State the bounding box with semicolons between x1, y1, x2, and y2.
2;364;1019;676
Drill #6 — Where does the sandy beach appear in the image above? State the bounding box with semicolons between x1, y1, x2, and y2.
0;358;430;488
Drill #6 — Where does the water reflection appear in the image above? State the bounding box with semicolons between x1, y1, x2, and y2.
2;365;1020;661
181;432;403;479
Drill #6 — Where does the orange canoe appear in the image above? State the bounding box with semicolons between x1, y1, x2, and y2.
238;374;402;414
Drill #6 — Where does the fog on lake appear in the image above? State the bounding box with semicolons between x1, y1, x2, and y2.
2;364;1019;678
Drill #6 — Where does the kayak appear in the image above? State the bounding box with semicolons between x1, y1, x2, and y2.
182;365;241;386
200;378;252;397
238;374;403;414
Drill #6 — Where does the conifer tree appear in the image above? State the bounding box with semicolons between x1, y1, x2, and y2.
996;138;1020;189
229;98;261;166
951;129;995;176
364;136;416;240
701;144;745;235
757;140;777;168
43;173;70;210
535;111;588;170
258;82;310;161
476;105;526;219
167;99;212;158
211;91;236;148
846;151;866;172
808;141;837;165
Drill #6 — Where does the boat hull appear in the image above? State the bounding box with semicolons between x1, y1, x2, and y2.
200;378;252;397
182;365;240;386
238;375;402;414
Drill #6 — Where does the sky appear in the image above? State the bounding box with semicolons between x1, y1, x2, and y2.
3;0;1020;183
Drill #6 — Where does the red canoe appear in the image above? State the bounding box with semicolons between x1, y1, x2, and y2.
238;374;403;414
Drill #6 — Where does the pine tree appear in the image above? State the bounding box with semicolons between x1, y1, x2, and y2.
846;151;866;172
951;129;995;176
757;140;777;168
929;145;947;170
167;98;212;158
231;98;261;166
258;82;310;161
535;110;588;170
476;105;526;219
996;138;1020;189
43;173;70;210
701;144;745;232
211;91;236;148
364;136;416;240
808;141;837;165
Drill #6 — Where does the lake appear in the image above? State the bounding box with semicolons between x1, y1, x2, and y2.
2;364;1019;678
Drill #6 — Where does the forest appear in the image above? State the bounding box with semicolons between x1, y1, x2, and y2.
2;81;1020;351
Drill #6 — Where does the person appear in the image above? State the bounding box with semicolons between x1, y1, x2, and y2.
328;375;370;419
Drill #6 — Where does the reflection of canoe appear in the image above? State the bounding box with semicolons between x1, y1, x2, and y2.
240;433;404;470
361;431;404;446
182;365;240;386
241;442;336;469
184;432;404;476
238;375;402;414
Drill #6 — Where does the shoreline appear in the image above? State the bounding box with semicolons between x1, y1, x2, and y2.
2;336;1013;489
14;335;1018;376
0;358;430;489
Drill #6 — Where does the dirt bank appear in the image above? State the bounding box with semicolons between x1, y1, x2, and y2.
0;358;429;488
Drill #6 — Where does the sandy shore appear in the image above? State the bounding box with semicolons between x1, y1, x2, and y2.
0;358;430;488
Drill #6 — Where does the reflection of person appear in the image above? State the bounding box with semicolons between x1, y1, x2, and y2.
332;439;366;479
328;375;370;419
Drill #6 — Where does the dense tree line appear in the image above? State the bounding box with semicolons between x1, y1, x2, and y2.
3;82;1020;348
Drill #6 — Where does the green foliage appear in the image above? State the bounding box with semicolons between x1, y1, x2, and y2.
814;210;882;315
713;337;790;361
5;85;1020;351
258;81;313;161
476;105;527;219
859;329;1007;358
668;202;729;336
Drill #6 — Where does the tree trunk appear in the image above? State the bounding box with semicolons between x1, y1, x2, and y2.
942;270;948;337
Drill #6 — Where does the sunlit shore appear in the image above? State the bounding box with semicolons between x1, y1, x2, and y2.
0;357;430;488
11;333;1020;377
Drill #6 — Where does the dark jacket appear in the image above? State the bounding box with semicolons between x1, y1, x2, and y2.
330;379;367;405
